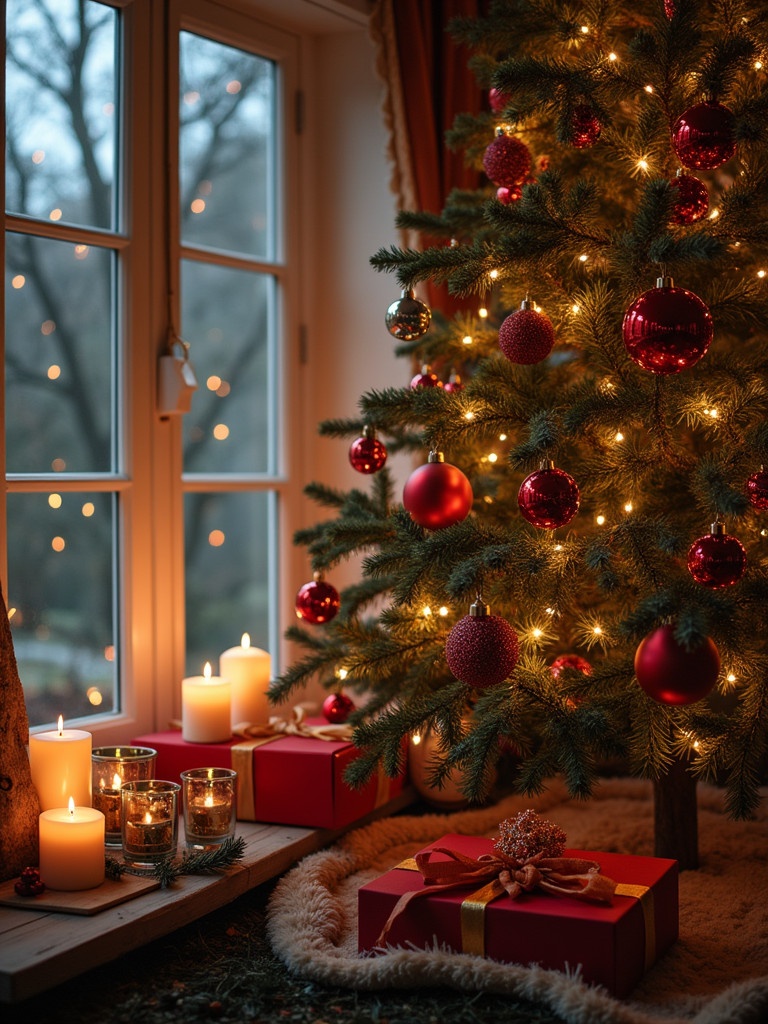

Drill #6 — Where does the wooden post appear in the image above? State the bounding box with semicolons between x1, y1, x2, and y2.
653;755;699;870
0;584;40;881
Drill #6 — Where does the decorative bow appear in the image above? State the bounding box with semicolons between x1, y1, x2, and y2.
232;705;354;742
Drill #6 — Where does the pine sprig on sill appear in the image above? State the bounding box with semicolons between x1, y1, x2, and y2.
105;835;247;888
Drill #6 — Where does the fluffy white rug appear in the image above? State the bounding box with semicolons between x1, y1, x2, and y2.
266;777;768;1024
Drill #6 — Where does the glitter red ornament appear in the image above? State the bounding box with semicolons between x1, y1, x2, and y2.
687;522;747;589
482;129;532;187
403;451;473;530
671;100;737;170
518;460;580;530
385;288;431;341
746;466;768;510
349;426;387;474
550;653;592;678
668;172;709;225
410;364;442;390
569;104;601;148
635;624;720;705
622;275;713;375
494;809;566;860
295;572;340;625
445;597;519;689
499;298;555;365
322;692;355;724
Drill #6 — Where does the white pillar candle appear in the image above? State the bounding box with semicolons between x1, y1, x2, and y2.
39;798;105;891
182;662;232;742
220;633;272;728
29;716;92;811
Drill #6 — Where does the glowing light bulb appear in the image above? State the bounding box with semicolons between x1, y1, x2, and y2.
644;84;654;93
593;625;603;635
337;667;348;680
615;431;624;442
554;544;563;552
499;433;507;441
462;334;474;345
572;303;580;314
709;207;720;220
579;254;588;263
422;606;432;617
488;452;498;463
755;61;763;70
581;25;589;34
596;514;606;526
412;733;422;746
726;673;736;683
489;269;499;280
623;501;633;513
637;159;649;172
464;411;475;420
438;606;449;616
478;307;488;318
758;270;766;278
608;52;618;62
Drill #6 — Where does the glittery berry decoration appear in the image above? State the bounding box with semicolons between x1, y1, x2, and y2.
499;299;555;365
14;867;46;897
494;809;566;861
444;597;519;689
482;129;532;187
569;104;601;148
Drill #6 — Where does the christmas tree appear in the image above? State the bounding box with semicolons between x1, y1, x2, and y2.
271;0;768;869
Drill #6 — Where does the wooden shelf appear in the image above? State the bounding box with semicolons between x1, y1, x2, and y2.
0;789;415;1004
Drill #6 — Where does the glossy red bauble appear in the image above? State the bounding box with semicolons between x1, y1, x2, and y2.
671;100;737;170
349;429;387;474
687;524;746;588
295;575;340;625
403;454;473;530
445;600;519;689
489;87;511;113
570;104;601;148
385;289;431;341
443;372;464;393
482;132;532;187
635;624;720;705
550;653;592;678
746;467;768;510
322;692;355;724
669;173;709;225
622;277;713;375
499;302;554;365
410;366;442;390
518;462;580;530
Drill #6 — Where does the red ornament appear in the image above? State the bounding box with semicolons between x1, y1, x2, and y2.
669;173;709;225
550;653;592;678
445;598;519;689
349;427;387;473
403;451;473;530
687;522;747;588
499;299;554;365
569;104;601;148
385;289;431;341
671;100;737;170
482;130;532;187
489;87;511;113
410;365;442;390
295;573;340;625
14;867;46;897
747;466;768;510
322;692;355;724
518;460;580;530
635;624;720;705
443;371;464;393
496;184;523;205
664;0;676;18
622;275;713;375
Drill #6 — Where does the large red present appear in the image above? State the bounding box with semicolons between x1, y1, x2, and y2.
358;832;677;997
132;718;405;829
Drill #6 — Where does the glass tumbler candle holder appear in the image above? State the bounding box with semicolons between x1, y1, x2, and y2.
121;780;180;871
92;746;157;847
181;767;237;851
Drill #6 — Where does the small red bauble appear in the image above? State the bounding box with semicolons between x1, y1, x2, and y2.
497;184;523;205
403;451;473;530
518;460;580;530
489;87;511;113
410;365;442;390
570;104;601;148
295;573;340;625
349;426;387;474
635;624;720;705
622;275;713;375
385;288;431;341
482;130;532;187
443;371;464;393
687;522;747;588
671;100;737;170
746;466;768;510
499;299;554;365
322;692;355;724
550;653;592;678
445;598;519;689
669;173;709;225
664;0;676;18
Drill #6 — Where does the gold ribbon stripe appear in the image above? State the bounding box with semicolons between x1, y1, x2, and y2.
230;734;283;820
615;882;656;970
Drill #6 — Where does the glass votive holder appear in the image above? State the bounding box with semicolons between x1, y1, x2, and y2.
181;767;238;851
92;746;157;847
121;780;180;871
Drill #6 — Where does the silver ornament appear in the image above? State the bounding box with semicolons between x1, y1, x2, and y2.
385;288;431;340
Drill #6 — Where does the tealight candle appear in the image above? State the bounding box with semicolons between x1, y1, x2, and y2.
91;746;157;847
39;798;105;891
181;767;237;850
220;633;271;728
121;780;180;871
29;716;92;811
182;662;232;742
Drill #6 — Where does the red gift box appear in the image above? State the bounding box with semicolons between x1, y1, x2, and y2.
358;833;678;997
131;725;405;829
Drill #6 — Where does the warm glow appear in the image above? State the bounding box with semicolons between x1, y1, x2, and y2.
11;275;25;288
758;270;766;278
205;793;214;808
241;633;251;649
144;812;152;825
532;627;543;639
596;514;606;526
87;687;103;707
637;159;649;172
412;733;422;746
489;269;499;279
608;52;618;61
644;84;654;93
216;381;231;398
545;607;555;615
422;606;432;617
580;25;589;33
32;149;45;164
74;244;89;260
499;433;507;441
464;411;475;420
478;307;489;318
208;529;225;547
226;80;242;94
68;797;75;816
82;502;95;517
104;645;115;661
571;303;580;314
191;199;206;214
207;375;222;391
203;662;212;680
48;493;62;509
554;544;563;551
756;61;763;70
58;715;64;735
438;606;449;616
338;667;349;680
624;501;633;513
579;253;588;262
112;774;121;789
51;536;65;552
462;334;474;345
727;673;737;683
488;452;498;463
615;431;624;442
213;423;230;440
593;625;603;635
709;207;720;220
47;364;61;380
49;208;63;221
52;458;67;471
41;320;56;336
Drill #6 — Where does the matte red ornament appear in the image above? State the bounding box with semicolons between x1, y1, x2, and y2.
550;653;592;678
635;624;720;705
518;460;580;530
746;466;768;510
410;365;442;390
322;692;355;724
622;275;713;375
443;371;464;393
295;573;340;625
385;288;431;341
669;172;709;225
445;598;519;689
499;299;555;365
403;451;473;530
482;130;532;187
671;100;736;170
687;522;746;588
489;87;511;113
570;104;601;148
349;427;387;474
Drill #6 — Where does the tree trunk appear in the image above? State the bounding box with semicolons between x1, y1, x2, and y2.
0;583;40;881
653;755;699;870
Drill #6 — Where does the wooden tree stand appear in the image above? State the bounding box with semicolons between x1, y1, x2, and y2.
653;755;699;871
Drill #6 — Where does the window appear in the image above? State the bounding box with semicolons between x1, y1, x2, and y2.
3;0;301;736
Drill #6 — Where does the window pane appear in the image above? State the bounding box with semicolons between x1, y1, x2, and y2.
5;0;117;231
181;260;274;475
180;32;275;260
184;491;273;675
8;492;118;729
5;233;115;474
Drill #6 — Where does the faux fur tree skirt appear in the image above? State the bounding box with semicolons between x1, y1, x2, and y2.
267;777;768;1024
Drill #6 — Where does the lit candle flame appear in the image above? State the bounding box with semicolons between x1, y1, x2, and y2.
57;714;64;735
241;633;251;650
112;774;122;790
412;733;422;746
144;812;152;824
205;793;214;808
68;797;75;816
203;662;212;680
